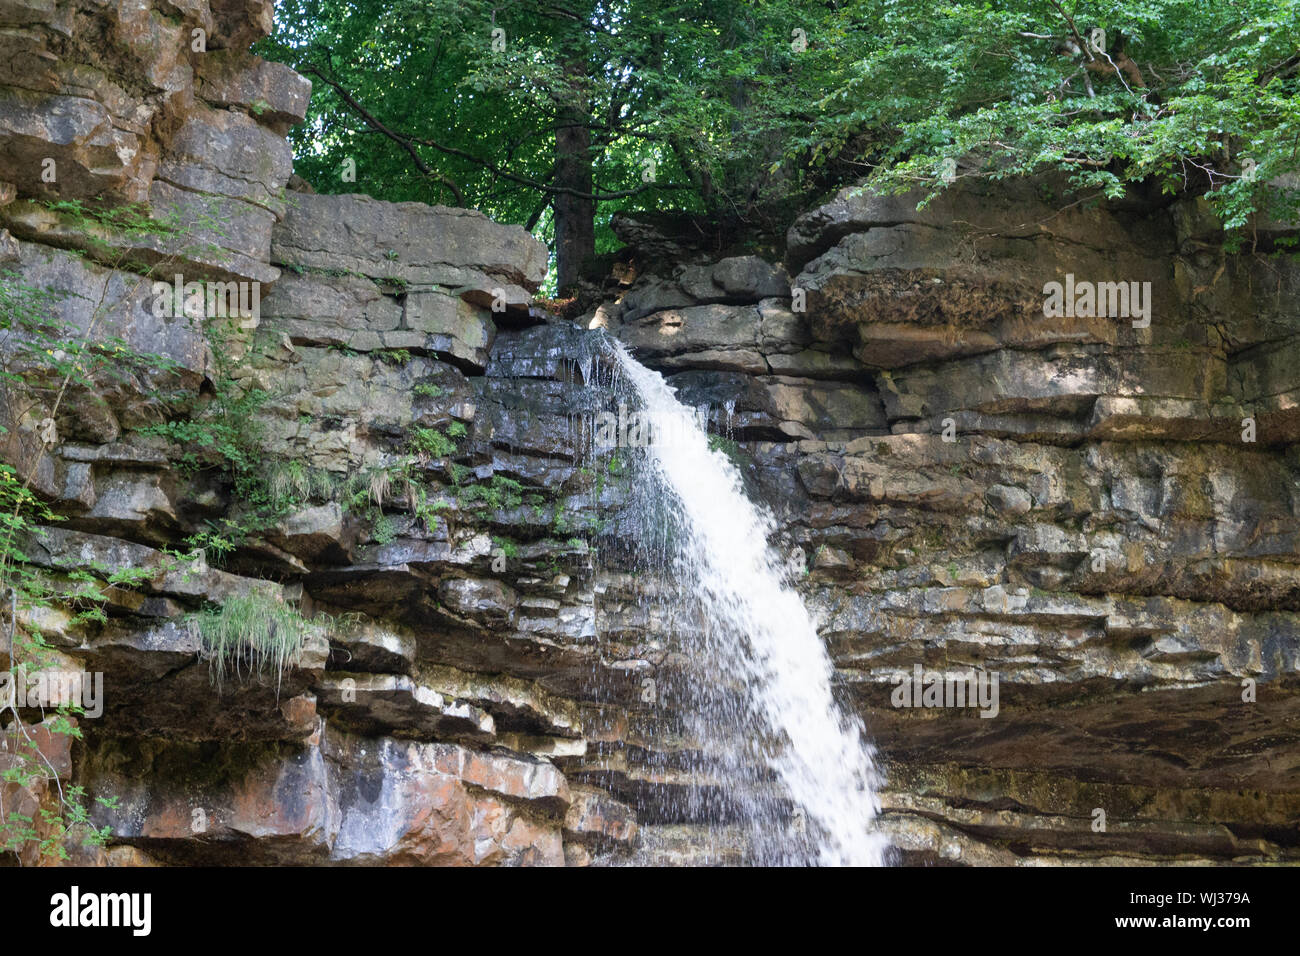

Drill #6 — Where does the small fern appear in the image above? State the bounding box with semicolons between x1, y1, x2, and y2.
410;427;457;459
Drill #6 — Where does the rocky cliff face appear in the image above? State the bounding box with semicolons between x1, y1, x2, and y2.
603;181;1300;864
1;0;1297;867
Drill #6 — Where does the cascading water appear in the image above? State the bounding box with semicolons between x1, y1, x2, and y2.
598;338;889;866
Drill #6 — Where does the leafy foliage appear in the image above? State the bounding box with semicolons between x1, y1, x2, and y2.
263;0;1299;261
0;193;236;864
459;475;524;512
823;0;1300;235
0;275;182;863
410;426;459;459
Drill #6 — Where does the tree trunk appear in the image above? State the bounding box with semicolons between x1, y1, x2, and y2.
553;95;594;295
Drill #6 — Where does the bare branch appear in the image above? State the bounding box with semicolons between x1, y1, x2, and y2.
303;64;465;205
307;64;677;203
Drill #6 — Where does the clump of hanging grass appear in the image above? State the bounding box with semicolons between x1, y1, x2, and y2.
191;590;313;696
267;460;339;504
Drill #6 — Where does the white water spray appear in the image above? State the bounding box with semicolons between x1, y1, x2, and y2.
609;341;888;866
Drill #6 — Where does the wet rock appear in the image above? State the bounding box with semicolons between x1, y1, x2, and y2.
316;673;496;742
327;619;418;674
86;735;339;863
437;576;517;628
564;784;638;847
485;322;604;380
414;662;583;738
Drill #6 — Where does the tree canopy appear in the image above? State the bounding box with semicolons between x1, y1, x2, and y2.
259;0;1300;288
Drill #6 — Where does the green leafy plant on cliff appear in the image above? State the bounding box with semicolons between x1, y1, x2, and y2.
182;426;412;553
409;426;457;459
491;536;520;560
0;306;163;861
458;475;524;513
141;381;270;481
43;199;179;239
143;363;276;560
411;484;450;534
0;627;119;861
268;459;339;504
334;422;472;540
370;511;397;544
141;323;337;559
340;454;451;540
41;197;231;270
0;198;228;863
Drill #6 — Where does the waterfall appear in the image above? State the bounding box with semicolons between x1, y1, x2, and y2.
604;339;889;866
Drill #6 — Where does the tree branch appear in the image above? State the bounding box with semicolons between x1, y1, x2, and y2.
308;64;676;203
406;131;677;201
303;64;465;205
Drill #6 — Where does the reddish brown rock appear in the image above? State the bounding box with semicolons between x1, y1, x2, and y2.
564;785;639;847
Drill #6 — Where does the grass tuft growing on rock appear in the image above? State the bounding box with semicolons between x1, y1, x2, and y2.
267;460;338;505
192;591;312;696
